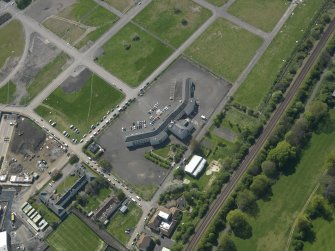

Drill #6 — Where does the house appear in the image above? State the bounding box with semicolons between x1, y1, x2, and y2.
147;206;180;237
138;235;155;251
88;142;100;154
184;155;207;177
119;205;128;214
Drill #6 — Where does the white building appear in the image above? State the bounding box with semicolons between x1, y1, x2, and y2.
0;231;8;251
184;155;207;177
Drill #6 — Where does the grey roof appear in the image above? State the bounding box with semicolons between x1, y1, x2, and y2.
125;78;195;148
168;121;194;140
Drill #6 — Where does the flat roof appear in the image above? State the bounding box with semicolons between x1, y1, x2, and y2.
158;211;170;221
184;155;203;173
0;231;7;251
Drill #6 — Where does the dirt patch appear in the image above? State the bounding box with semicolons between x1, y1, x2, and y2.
213;127;236;142
25;0;76;23
206;160;221;176
60;67;92;93
12;33;61;101
10;117;46;155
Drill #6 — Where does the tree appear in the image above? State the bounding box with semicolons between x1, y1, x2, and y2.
306;195;331;220
250;175;271;198
295;214;314;241
236;190;256;213
69;154;79;164
51;170;62;181
218;233;236;251
304;101;328;128
285;117;310;147
77;191;89;206
173;168;185;180
261;160;278;179
116;189;126;202
267;141;296;169
15;0;32;9
226;209;252;239
99;159;112;173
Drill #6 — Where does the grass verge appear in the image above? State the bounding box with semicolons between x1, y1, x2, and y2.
0;81;16;104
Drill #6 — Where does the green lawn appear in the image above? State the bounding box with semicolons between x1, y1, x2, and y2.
233;110;335;251
82;187;111;213
31;201;60;226
104;0;134;12
0;82;16;104
129;183;158;201
56;175;78;195
206;0;228;7
35;73;124;139
48;214;106;251
303;213;335;251
186;18;263;83
0;20;25;69
221;107;259;133
20;53;70;105
44;0;118;48
134;0;211;47
234;0;326;109
106;202;142;245
228;0;289;32
153;145;171;159
98;23;173;87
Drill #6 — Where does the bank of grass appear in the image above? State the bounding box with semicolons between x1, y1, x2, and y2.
81;187;112;213
30;201;60;226
20;53;70;105
45;0;118;48
106;202;142;245
130;183;158;201
233;110;335;251
221;107;259;133
98;23;173;87
35;73;124;139
0;81;16;104
206;0;228;7
48;214;106;251
234;0;325;109
134;0;211;47
186;18;263;83
56;174;78;195
104;0;133;12
228;0;289;32
0;20;25;69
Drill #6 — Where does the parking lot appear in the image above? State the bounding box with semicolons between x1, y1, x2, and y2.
97;58;231;186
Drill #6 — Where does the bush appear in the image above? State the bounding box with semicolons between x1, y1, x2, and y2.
15;0;31;9
226;209;252;239
69;154;79;164
51;170;62;181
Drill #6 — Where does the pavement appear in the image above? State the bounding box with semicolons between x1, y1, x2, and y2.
0;115;15;164
0;0;301;249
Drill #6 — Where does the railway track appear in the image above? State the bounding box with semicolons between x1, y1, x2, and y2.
185;16;335;251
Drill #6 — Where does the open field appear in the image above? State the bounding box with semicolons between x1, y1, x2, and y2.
43;0;118;48
35;71;124;139
227;0;289;32
56;174;78;195
0;20;25;69
303;212;335;251
186;18;263;83
104;0;134;12
221;107;259;133
134;0;211;47
206;0;228;7
20;53;70;105
106;202;142;245
234;0;325;109
233;110;335;251
48;214;105;251
0;82;16;104
98;23;173;87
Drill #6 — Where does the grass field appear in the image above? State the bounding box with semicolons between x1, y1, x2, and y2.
48;214;106;251
56;174;78;195
228;0;288;32
20;53;70;105
0;82;16;104
233;110;335;251
234;0;325;109
82;187;111;213
35;73;124;139
106;202;142;245
134;0;211;47
104;0;134;12
186;18;263;83
303;213;335;251
221;107;259;133
130;183;158;201
44;0;118;48
0;20;25;69
31;201;60;226
98;23;173;87
206;0;228;7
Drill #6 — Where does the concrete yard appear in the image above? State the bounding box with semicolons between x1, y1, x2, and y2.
97;58;231;186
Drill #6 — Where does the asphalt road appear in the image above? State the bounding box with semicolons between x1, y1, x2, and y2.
185;15;335;251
